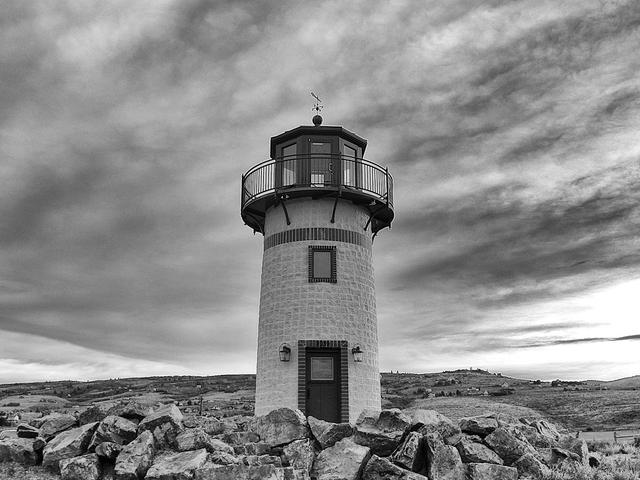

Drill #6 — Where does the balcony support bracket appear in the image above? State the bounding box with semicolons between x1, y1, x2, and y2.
276;192;291;226
330;191;341;224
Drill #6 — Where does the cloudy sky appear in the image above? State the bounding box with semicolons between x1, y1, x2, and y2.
1;0;639;384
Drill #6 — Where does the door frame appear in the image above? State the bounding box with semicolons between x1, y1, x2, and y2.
297;339;349;423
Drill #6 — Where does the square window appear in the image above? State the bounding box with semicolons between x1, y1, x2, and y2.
309;246;336;283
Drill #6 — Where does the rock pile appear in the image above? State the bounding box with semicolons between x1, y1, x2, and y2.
0;403;592;479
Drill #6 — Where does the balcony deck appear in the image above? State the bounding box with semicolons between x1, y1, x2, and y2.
241;154;394;234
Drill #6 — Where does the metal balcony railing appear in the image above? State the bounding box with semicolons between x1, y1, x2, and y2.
241;154;394;212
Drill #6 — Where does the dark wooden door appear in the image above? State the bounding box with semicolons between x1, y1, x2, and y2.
305;348;340;422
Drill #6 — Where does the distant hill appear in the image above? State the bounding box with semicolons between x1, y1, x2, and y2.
604;375;640;389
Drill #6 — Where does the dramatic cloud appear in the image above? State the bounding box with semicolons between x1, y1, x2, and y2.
1;0;638;383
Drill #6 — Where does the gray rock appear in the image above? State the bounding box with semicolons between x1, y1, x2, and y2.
16;423;40;439
411;410;461;446
390;431;426;472
362;455;429;479
216;431;261;445
466;463;518;480
484;427;538;465
78;405;109;425
0;436;42;465
175;428;234;454
95;441;123;461
38;413;78;440
308;416;354;449
250;408;309;447
137;404;183;434
377;409;412;432
353;409;410;456
194;463;307;480
89;415;138;451
311;437;370;480
108;401;153;422
550;446;582;466
424;433;465;480
145;448;208;480
513;452;550;478
209;451;239;465
151;423;179;450
42;422;99;472
455;436;503;465
283;438;316;473
233;442;271;455
114;430;155;480
243;454;282;466
458;416;498;437
60;453;101;480
558;435;588;464
531;419;562;443
183;415;226;435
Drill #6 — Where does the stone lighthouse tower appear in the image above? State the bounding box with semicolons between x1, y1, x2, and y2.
241;113;393;423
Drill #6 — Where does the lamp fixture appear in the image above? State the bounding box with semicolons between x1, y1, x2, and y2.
279;344;291;362
351;345;363;363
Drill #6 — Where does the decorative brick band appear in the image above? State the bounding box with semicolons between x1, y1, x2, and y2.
297;340;350;423
264;227;365;250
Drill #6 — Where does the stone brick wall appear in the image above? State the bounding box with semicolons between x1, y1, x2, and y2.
255;197;382;421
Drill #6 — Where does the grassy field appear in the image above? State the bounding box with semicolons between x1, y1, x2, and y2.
1;370;638;432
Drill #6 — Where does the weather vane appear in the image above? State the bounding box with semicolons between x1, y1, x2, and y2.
311;92;323;125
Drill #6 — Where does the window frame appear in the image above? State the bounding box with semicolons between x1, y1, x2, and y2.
308;245;337;283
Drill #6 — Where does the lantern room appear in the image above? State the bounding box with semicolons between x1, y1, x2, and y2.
241;123;394;236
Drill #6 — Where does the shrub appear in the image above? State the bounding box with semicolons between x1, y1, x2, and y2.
633;436;640;448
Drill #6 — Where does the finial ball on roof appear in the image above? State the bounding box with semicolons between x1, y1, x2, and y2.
312;114;323;126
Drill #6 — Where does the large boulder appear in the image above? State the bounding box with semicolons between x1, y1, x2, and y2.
114;430;155;480
60;453;101;480
458;416;498;437
250;408;309;447
137;404;183;434
42;422;99;472
308;416;354;449
108;400;153;422
78;405;109;425
0;436;44;465
513;452;550;478
16;423;40;439
411;410;461;446
194;463;308;480
311;437;370;480
95;441;123;461
354;409;410;456
175;428;234;454
424;433;465;480
455;436;503;465
466;463;518;480
558;435;588;464
89;415;137;451
483;427;538;466
283;438;316;473
145;448;208;480
38;413;78;440
363;455;429;480
183;415;227;435
390;431;427;472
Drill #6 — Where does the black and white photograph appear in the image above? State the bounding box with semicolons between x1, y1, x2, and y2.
1;1;639;478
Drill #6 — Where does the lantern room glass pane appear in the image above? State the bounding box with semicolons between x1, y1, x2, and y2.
343;145;356;187
282;143;296;186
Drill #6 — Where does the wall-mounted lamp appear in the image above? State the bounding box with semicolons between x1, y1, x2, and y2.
279;344;291;362
351;345;363;363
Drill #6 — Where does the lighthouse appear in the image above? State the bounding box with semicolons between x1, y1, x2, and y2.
241;113;393;423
